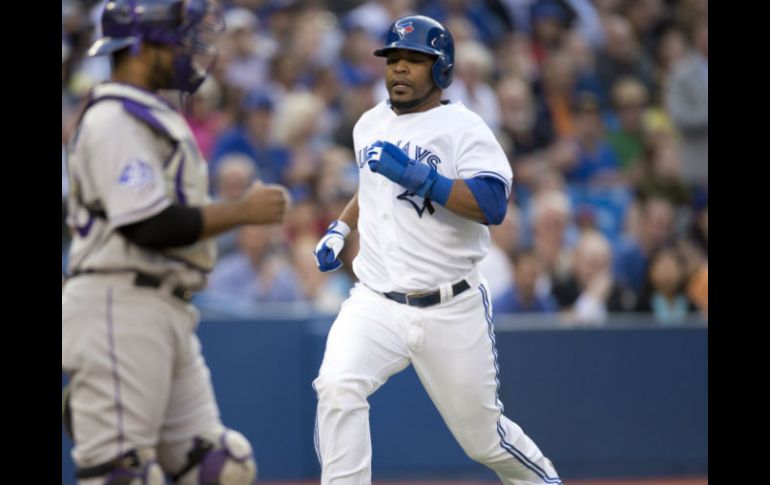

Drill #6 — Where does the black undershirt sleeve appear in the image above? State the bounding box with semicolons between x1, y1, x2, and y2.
117;204;203;249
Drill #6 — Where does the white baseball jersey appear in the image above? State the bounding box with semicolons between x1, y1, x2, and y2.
352;100;513;293
65;82;215;290
314;100;561;485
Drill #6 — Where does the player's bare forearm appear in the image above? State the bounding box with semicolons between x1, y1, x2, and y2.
442;180;487;223
337;191;359;231
199;201;251;239
200;183;289;239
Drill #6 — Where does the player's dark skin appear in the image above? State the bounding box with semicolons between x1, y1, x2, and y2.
364;48;489;226
111;43;175;91
386;50;442;114
110;42;289;239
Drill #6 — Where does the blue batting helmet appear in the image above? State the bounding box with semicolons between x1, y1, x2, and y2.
374;15;455;90
88;0;224;93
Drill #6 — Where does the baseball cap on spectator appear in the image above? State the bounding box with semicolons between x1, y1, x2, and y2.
532;0;569;24
242;89;275;112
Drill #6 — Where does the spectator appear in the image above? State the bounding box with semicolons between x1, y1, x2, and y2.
493;32;539;82
221;7;275;92
446;40;501;130
562;92;622;186
212;155;259;258
654;25;689;96
635;246;696;325
210;89;292;185
333;76;377;150
336;26;382;89
665;16;707;189
529;0;575;66
265;50;308;101
421;0;512;45
494;249;559;313
595;15;656;98
563;30;605;104
553;230;636;325
271;91;330;193
564;0;605;49
496;76;554;189
621;0;666;62
636;138;691;208
214;155;258;201
528;190;576;291
607;76;650;176
614;195;675;296
201;225;305;307
536;50;579;138
343;0;414;41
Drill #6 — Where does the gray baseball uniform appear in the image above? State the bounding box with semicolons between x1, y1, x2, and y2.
62;82;251;483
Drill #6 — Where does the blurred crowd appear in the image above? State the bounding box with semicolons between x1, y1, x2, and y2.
62;0;708;324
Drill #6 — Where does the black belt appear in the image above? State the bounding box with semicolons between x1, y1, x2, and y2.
70;270;193;302
384;279;470;308
133;272;193;302
76;450;141;479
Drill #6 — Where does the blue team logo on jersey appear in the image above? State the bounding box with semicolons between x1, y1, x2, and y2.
397;190;435;217
394;21;415;40
118;159;155;190
395;141;442;217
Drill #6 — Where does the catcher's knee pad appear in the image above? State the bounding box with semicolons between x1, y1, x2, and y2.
76;448;164;485
172;428;256;484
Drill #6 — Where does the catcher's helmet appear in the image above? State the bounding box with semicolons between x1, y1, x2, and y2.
88;0;224;93
374;15;455;89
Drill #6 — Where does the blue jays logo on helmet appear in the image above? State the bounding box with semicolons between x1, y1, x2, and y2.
394;21;415;40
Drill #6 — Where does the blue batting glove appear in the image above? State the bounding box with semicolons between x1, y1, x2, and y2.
365;141;385;173
314;220;351;272
366;141;452;204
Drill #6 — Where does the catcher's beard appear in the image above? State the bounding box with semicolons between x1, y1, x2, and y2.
389;83;440;113
149;49;174;91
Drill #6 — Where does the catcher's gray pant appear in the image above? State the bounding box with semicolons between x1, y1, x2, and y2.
62;273;223;479
313;278;562;485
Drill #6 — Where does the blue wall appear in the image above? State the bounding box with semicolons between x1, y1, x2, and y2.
62;319;707;483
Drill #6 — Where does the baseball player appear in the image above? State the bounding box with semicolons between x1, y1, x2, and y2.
312;16;562;485
61;1;289;483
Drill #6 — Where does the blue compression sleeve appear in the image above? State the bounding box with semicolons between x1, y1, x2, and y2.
464;176;508;225
427;172;453;205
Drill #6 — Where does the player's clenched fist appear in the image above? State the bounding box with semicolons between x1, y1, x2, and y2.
314;220;351;272
366;140;452;204
240;182;290;224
